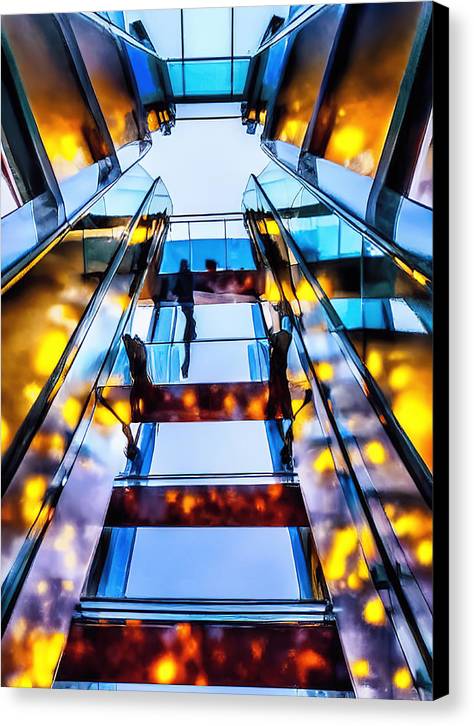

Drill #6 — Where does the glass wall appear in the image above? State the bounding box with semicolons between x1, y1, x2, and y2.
253;161;432;471
242;35;290;132
123;41;175;134
241;172;433;676
308;3;423;178
69;14;143;151
1;166;154;456
2;14;112;182
266;4;344;156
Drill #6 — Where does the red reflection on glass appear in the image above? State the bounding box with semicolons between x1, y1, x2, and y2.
105;484;308;527
100;382;272;422
56;621;352;691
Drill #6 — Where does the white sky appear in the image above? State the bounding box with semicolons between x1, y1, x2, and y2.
140;103;269;215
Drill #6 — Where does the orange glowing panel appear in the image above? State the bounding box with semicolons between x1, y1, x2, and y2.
2;14;111;180
55;621;353;692
105;484;308;527
311;3;423;177
69;15;141;150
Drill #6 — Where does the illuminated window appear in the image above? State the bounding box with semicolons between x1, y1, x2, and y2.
310;3;423;177
269;5;344;150
2;14;110;181
70;14;141;149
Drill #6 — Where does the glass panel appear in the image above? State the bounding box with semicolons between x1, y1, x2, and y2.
106;481;307;526
355;239;432;469
108;338;268;385
1;165;153;454
70;14;141;149
167;62;184;96
159;237;255;273
183;7;231;59
226;238;257;270
233;59;250;94
124;42;166;125
123;527;309;600
184;60;231;96
151;303;265;342
311;3;423;177
56;620;352;691
191;238;226;270
146;421;275;475
188;221;225;239
159;239;191;273
2;14;108;181
269;4;344;150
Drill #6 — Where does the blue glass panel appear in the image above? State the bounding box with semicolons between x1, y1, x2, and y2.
125;43;164;105
191;238;226;270
159;240;191;273
107;11;125;31
184;60;231;96
167;61;184;96
233;58;250;94
226;238;256;270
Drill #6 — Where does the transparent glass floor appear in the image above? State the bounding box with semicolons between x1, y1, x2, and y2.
126;421;283;476
129;302;266;342
92;526;315;601
109;338;269;385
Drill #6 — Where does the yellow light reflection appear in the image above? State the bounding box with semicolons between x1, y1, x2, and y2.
362;596;386;626
61;398;82;428
392;666;412;690
364;440;387;466
416;539;432;566
352;659;370;678
324;526;358;581
151;654;178;684
34;330;69;377
312;448;334;474
315;361;334;382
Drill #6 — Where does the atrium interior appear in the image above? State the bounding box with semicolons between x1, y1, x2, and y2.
1;3;443;700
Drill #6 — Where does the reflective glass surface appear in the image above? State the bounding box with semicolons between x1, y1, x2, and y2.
1;166;154;456
56;620;352;691
137;421;277;475
106;480;307;527
70;14;142;150
160;237;256;273
268;5;343;153
97;526;312;600
109;339;269;385
309;3;423;178
242;169;433;683
252;161;432;469
2;14;112;182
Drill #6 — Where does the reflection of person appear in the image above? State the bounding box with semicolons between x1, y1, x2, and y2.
266;305;312;470
96;391;140;463
123;333;152;419
267;313;294;469
172;259;196;378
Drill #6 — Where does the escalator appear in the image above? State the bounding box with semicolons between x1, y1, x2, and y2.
51;217;352;696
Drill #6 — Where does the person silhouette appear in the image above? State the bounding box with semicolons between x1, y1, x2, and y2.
122;333;153;418
172;259;196;378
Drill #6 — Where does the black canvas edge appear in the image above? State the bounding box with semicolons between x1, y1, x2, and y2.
432;0;449;701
